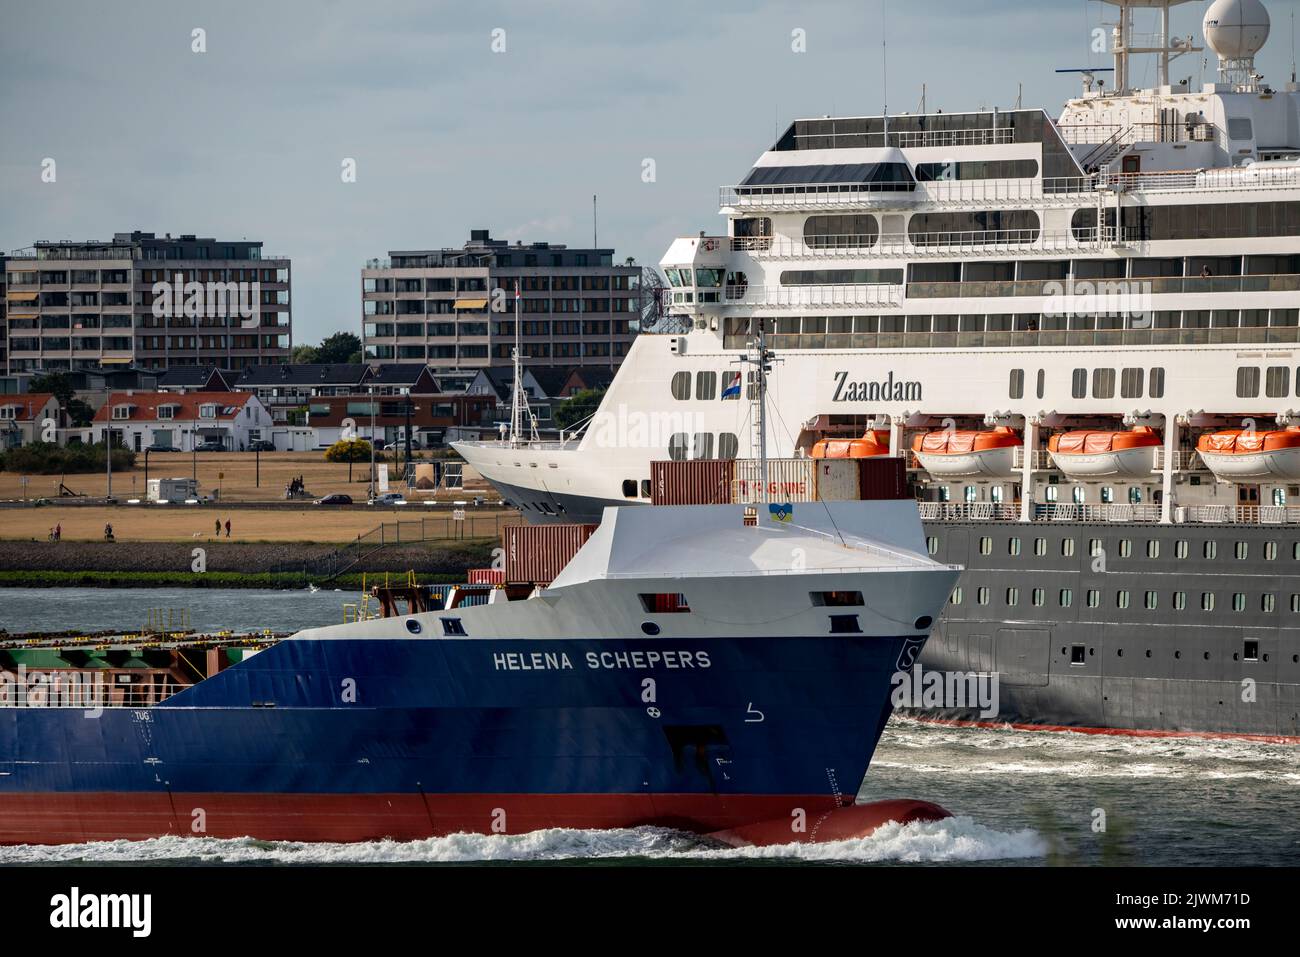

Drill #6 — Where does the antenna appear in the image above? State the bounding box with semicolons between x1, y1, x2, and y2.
881;0;889;138
592;194;597;248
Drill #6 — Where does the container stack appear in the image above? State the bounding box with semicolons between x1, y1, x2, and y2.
501;523;599;586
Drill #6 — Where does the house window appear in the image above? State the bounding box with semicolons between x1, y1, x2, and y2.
112;405;131;420
199;404;217;419
157;405;176;420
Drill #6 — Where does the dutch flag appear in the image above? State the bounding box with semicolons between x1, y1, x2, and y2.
721;371;742;400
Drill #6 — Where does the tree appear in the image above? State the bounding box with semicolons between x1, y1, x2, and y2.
324;438;372;463
292;344;320;364
29;373;93;426
317;332;362;365
553;388;605;430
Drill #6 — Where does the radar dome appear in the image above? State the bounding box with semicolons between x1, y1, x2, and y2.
1203;0;1270;60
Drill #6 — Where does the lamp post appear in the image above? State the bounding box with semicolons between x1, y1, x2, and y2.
368;384;376;501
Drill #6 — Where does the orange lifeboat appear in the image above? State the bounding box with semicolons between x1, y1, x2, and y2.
1196;427;1300;481
812;429;890;459
1047;426;1160;480
911;427;1021;478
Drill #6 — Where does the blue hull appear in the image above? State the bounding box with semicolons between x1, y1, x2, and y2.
0;634;922;842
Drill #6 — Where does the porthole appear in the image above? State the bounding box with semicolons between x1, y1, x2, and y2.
913;615;933;630
405;619;422;635
640;622;661;636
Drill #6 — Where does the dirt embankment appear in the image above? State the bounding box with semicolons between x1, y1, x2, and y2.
0;540;493;574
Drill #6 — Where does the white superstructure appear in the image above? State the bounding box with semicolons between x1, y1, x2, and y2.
458;0;1300;528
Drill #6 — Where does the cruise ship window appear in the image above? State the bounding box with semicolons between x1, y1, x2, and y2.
1072;487;1086;505
1204;540;1218;559
1087;590;1099;608
1265;541;1278;560
1118;538;1131;557
1089;538;1103;556
1032;588;1044;607
991;486;1004;504
1149;367;1166;397
695;371;717;400
950;587;963;605
1062;538;1075;557
640;480;652;498
979;536;992;555
667;432;688;461
1232;593;1246;612
1174;591;1186;610
1120;368;1144;398
1262;594;1276;613
1201;592;1216;612
977;587;990;605
966;486;978;503
927;536;939;555
1292;594;1300;612
1009;369;1024;399
1006;587;1018;606
1117;591;1130;609
670;371;691;401
1145;591;1158;610
1045;485;1059;503
1294;542;1300;560
1059;589;1073;607
1176;540;1189;559
1092;368;1116;399
1235;541;1249;560
691;433;714;460
1034;537;1046;556
1101;487;1115;504
1008;537;1021;556
1036;369;1045;399
1147;540;1160;558
622;480;637;498
717;433;739;460
1236;367;1261;398
1267;367;1291;398
1070;645;1086;665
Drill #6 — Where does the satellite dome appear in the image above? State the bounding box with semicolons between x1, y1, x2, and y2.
1203;0;1270;61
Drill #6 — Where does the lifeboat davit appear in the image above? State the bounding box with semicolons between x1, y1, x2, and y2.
1047;426;1161;480
1197;427;1300;481
812;429;890;458
911;426;1021;478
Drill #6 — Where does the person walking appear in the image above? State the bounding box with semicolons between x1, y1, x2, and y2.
215;518;221;536
224;518;232;538
54;523;61;542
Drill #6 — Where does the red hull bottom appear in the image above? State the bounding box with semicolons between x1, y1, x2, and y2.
0;792;911;846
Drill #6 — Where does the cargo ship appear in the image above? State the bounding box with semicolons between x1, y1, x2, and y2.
0;459;957;845
455;0;1300;736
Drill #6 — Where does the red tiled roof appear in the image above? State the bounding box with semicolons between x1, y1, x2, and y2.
91;391;255;423
0;394;57;421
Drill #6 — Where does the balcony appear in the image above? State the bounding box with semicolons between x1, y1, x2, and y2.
711;283;903;310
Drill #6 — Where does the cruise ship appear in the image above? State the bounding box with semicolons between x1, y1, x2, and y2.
457;0;1300;737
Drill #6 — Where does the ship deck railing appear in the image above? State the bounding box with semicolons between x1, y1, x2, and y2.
715;284;904;309
719;167;1300;211
918;502;1300;525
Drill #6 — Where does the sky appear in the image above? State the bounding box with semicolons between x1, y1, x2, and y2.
4;0;1298;345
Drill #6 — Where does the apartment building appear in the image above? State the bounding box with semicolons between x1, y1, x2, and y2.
4;231;291;374
361;229;639;373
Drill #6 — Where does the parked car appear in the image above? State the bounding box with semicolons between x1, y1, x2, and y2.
314;493;353;506
367;492;405;506
248;440;275;452
195;440;225;452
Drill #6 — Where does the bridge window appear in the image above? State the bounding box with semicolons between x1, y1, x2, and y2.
914;158;1039;181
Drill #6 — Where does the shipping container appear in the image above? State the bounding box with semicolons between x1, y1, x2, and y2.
467;568;504;585
813;458;863;501
502;523;598;584
858;457;910;500
649;460;735;506
733;458;816;503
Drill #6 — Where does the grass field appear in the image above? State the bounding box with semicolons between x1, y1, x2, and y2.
0;505;518;543
0;451;493;503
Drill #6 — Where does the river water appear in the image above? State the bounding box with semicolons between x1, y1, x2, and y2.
1;589;1296;865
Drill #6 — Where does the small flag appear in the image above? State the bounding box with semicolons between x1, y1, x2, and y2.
721;371;742;400
768;503;793;523
515;281;521;301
